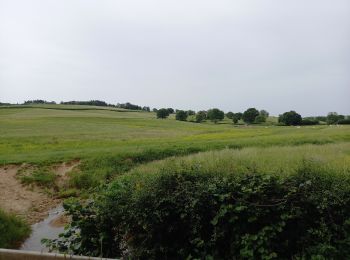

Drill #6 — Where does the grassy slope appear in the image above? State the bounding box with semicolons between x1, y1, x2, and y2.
0;105;349;164
130;143;350;178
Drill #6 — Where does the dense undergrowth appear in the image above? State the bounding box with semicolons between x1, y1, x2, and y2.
0;209;30;248
46;143;350;259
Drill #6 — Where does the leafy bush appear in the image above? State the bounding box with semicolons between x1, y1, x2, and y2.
0;209;30;248
338;119;350;125
300;119;319;125
207;108;224;123
156;108;170;119
278;111;302;126
175;110;188;121
47;154;350;259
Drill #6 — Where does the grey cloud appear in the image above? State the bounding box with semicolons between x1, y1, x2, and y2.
0;0;349;115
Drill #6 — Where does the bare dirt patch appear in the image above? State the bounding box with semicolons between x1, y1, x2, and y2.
0;161;79;224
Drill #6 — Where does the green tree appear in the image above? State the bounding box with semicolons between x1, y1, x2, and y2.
232;112;243;124
242;108;259;124
186;110;196;116
195;111;207;123
278;111;302;126
326;112;344;124
226;112;234;119
207;108;224;123
175;110;188;121
157;108;170;119
254;115;266;123
260;110;269;118
167;108;174;114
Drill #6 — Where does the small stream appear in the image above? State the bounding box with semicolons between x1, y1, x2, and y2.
20;204;65;252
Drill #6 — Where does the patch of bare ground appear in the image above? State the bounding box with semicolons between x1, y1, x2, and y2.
0;160;80;224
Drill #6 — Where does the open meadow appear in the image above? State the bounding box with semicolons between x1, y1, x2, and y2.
0;104;349;257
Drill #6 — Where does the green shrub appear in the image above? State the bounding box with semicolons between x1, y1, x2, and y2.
338;119;350;125
0;209;31;248
47;157;350;259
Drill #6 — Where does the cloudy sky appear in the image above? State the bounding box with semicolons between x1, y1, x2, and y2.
0;0;349;115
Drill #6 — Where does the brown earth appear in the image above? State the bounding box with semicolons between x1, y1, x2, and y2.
0;161;79;224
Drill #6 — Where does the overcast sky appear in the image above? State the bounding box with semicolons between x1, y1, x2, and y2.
0;0;349;115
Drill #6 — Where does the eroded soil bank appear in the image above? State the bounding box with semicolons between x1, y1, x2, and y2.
0;161;79;224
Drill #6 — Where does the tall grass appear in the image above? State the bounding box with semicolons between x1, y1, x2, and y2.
129;142;350;178
0;209;30;248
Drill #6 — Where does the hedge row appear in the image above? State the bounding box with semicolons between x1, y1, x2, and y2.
48;162;350;259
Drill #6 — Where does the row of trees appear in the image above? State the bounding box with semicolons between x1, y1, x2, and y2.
157;107;270;124
157;108;350;126
19;100;151;112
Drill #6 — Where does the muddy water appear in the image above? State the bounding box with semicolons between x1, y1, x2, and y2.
20;205;65;252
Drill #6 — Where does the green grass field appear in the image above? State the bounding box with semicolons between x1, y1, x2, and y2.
1;104;349;254
1;105;349;165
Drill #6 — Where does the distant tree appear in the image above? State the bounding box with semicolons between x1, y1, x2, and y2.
315;116;327;122
142;106;150;112
175;110;188;121
157;108;170;119
25;100;56;105
195;111;207;123
116;102;143;110
232;112;243;124
186;110;196;116
254;115;266;123
278;111;302;126
242;108;259;124
260;110;269;118
326;112;344;124
226;112;234;119
167;108;175;114
152;108;158;113
300;119;319;125
207;108;224;123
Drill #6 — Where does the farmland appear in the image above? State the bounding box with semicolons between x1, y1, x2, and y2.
1;105;349;165
0;104;349;257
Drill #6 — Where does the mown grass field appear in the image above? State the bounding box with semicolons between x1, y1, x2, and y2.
1;105;349;165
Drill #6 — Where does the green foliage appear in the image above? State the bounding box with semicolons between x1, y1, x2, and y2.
254;114;266;123
167;108;175;114
20;168;57;188
243;108;260;123
301;119;319;125
175;110;188;121
327;112;345;124
195;111;207;123
47;144;350;259
186;110;196;116
260;109;269;118
338;119;350;125
0;208;30;248
207;108;224;123
156;108;170;119
226;111;234;119
278;111;302;126
232;112;243;124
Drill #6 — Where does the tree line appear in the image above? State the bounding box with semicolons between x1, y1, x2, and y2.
1;100;349;125
156;107;350;125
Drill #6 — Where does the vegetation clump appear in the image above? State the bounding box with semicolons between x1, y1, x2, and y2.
175;110;188;121
46;144;350;259
207;108;225;123
0;209;30;248
278;111;302;125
